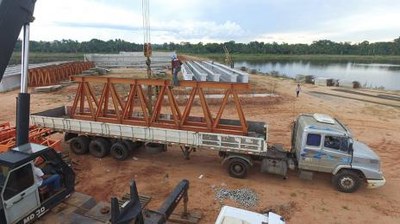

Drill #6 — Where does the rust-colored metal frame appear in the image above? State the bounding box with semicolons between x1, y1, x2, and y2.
70;77;250;135
0;124;61;152
29;61;94;87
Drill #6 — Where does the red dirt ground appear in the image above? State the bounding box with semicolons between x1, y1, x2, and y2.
1;68;399;224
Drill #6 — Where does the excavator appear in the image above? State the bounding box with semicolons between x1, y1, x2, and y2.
0;1;197;223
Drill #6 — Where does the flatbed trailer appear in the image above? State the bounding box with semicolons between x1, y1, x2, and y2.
31;106;267;154
31;106;286;179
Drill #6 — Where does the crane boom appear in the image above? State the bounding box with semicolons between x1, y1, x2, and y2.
0;0;36;80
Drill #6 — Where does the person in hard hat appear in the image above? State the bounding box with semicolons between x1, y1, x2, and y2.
171;54;182;86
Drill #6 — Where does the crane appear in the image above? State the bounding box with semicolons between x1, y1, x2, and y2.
223;45;234;68
142;0;154;113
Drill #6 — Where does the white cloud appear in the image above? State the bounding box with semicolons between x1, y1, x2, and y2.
30;0;245;43
320;10;400;42
255;32;330;44
152;20;245;42
31;0;142;41
26;0;400;44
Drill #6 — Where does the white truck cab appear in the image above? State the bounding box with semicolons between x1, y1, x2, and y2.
292;113;385;192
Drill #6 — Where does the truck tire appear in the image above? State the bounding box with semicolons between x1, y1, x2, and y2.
122;140;141;153
228;158;249;178
70;136;90;155
89;138;110;158
333;170;362;193
111;142;130;161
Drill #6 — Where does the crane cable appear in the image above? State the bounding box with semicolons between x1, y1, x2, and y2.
142;0;153;113
142;0;152;57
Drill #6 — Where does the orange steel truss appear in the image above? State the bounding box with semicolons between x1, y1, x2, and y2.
29;61;95;87
0;122;14;141
70;77;250;135
0;122;61;153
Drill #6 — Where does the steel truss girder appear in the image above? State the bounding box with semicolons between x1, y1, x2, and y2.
70;77;250;135
28;61;94;87
0;122;61;152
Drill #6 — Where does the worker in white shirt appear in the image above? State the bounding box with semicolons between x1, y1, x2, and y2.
33;159;61;191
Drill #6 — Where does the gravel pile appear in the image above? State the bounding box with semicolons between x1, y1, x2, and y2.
214;187;259;208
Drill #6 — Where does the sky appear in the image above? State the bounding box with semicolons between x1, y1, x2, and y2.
29;0;400;44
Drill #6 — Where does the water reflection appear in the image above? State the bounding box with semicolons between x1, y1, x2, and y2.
235;61;400;90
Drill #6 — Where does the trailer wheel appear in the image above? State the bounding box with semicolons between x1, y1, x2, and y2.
111;142;130;161
333;170;362;193
228;158;249;178
70;136;90;155
89;138;110;158
122;140;142;153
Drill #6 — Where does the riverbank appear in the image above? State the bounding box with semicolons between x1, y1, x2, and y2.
195;53;400;64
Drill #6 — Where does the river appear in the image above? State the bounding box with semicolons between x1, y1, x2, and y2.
234;61;400;91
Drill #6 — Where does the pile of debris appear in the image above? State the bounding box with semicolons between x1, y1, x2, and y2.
214;187;259;208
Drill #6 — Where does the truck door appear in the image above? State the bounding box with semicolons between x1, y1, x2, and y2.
1;163;40;224
319;135;352;173
298;133;322;171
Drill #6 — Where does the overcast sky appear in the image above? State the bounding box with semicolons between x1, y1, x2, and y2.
30;0;400;44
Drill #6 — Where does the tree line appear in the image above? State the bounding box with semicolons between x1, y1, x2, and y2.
13;37;400;55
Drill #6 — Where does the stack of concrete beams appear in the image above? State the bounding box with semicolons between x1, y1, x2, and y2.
193;61;220;81
84;51;173;68
184;61;207;81
182;61;249;83
1;61;69;92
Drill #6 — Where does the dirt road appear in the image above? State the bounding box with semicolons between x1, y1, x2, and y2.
1;69;399;224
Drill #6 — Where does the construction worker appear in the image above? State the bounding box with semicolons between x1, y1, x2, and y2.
33;158;61;191
171;54;182;86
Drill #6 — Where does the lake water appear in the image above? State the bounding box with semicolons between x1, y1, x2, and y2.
234;61;400;90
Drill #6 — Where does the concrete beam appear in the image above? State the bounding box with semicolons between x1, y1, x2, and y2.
192;61;220;82
185;61;207;81
212;62;249;83
202;61;238;82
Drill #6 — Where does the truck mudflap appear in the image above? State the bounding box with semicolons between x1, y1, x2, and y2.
367;177;386;189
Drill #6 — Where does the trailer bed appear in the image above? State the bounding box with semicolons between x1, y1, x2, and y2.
31;106;268;155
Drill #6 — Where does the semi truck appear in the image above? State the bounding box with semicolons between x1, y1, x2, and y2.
31;106;385;193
